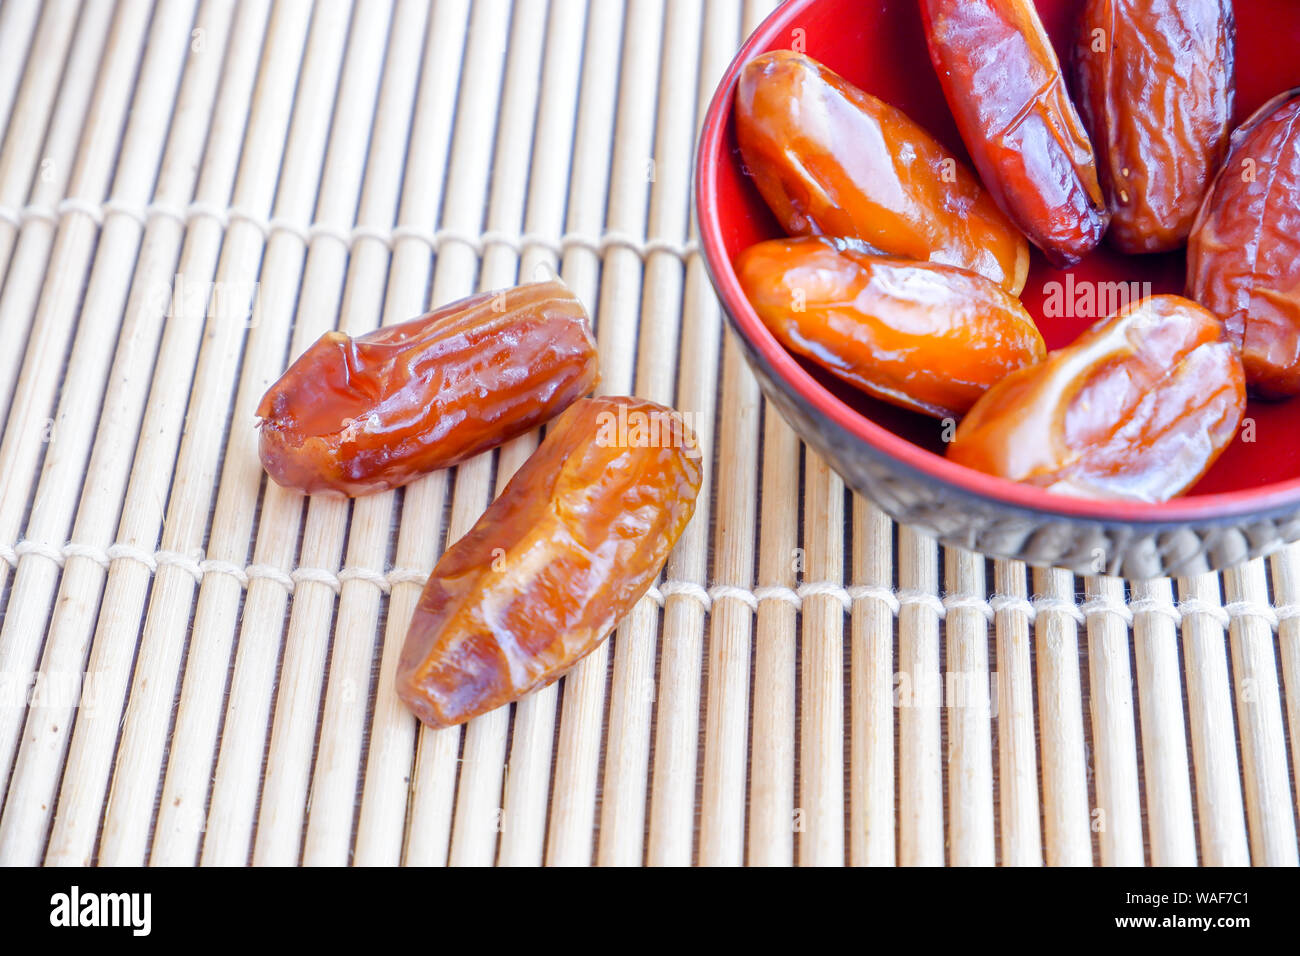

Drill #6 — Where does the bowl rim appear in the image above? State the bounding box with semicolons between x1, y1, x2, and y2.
694;0;1300;526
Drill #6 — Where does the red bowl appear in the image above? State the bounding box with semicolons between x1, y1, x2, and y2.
696;0;1300;577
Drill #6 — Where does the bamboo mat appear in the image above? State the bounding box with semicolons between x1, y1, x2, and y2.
0;0;1296;867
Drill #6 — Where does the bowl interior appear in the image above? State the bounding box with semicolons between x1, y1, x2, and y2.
703;0;1300;515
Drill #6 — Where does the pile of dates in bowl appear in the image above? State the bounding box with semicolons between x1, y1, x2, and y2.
696;0;1300;577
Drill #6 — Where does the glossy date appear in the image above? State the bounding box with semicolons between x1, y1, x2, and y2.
1187;89;1300;397
734;50;1029;294
736;237;1046;419
1074;0;1235;253
396;396;702;729
920;0;1108;267
257;281;599;495
947;295;1245;502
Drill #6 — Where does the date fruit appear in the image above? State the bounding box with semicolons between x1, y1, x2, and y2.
396;396;702;729
257;281;599;495
920;0;1109;267
947;295;1245;502
1187;89;1300;397
734;50;1029;294
736;237;1046;419
1075;0;1235;253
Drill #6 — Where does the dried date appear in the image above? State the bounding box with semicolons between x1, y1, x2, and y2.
734;50;1029;294
1074;0;1235;253
257;281;599;495
736;236;1046;419
947;295;1245;502
396;396;702;729
920;0;1109;267
1187;89;1300;397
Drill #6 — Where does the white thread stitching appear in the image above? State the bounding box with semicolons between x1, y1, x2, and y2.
1127;596;1183;627
158;551;204;584
704;584;758;610
1078;596;1135;627
658;580;714;608
247;563;294;592
185;200;231;227
0;199;700;261
1221;600;1279;629
1175;597;1232;628
2;538;1294;631
12;540;66;567
988;593;1036;620
1274;603;1300;623
752;585;799;607
799;581;852;611
105;542;157;571
55;197;104;224
897;589;947;618
848;585;902;614
942;594;997;624
1029;597;1088;625
0;203;57;227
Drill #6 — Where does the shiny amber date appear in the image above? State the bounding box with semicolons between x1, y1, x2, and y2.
736;237;1046;419
734;50;1029;294
257;281;599;495
396;396;702;729
948;295;1245;502
1187;89;1300;397
920;0;1109;267
1074;0;1235;253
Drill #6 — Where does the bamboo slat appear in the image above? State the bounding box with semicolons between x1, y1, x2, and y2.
1084;575;1144;865
945;547;994;865
747;401;798;867
898;527;943;865
1223;561;1299;865
992;560;1041;866
1033;567;1092;865
1130;577;1196;865
1177;572;1250;865
0;1;42;137
850;500;895;866
799;453;845;865
0;0;1297;868
1270;546;1300;810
